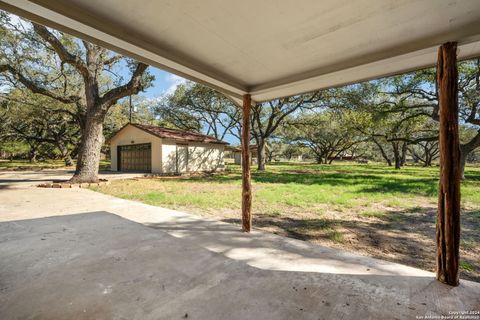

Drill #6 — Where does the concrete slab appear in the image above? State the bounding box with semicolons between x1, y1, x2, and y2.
0;187;479;319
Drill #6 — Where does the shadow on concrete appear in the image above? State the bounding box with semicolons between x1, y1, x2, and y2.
1;212;478;319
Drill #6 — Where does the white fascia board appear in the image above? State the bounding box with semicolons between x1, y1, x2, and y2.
250;41;480;102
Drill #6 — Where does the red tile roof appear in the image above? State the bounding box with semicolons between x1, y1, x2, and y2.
131;123;229;145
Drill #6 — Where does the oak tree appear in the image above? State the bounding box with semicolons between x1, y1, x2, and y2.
0;13;153;182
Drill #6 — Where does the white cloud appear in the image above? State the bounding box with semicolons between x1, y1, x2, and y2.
163;74;187;96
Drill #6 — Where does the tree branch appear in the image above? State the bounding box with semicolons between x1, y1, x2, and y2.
32;23;90;78
0;64;81;104
100;63;149;108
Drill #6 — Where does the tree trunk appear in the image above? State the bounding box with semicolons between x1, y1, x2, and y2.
257;138;266;171
372;138;392;166
64;153;74;167
436;42;460;287
57;140;74;166
424;145;432;167
459;148;467;180
29;147;37;163
425;153;432;167
400;142;408;166
394;159;401;170
69;112;104;183
266;149;273;163
392;142;401;169
458;129;480;180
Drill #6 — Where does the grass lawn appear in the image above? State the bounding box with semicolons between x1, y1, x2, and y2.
0;159;68;170
0;159;111;171
91;162;480;282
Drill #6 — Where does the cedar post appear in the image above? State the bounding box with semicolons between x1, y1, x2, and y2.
436;42;461;286
241;94;252;232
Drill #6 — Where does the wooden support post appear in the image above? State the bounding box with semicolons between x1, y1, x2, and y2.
241;94;252;232
436;42;461;286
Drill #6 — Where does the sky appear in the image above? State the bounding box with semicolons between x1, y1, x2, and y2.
141;68;187;99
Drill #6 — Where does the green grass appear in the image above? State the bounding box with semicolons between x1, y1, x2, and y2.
93;162;480;215
0;159;111;170
460;261;475;272
328;230;344;243
0;159;67;170
460;238;478;250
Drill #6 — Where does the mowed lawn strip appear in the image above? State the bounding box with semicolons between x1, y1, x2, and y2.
91;162;480;282
0;159;111;171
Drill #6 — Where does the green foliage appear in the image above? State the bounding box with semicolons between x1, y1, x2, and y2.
157;82;239;140
284;110;362;164
104;96;160;140
0;140;29;156
0;89;78;161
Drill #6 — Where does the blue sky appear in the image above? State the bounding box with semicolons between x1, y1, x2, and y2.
140;68;187;99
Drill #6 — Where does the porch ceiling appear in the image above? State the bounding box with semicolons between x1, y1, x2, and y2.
1;0;480;103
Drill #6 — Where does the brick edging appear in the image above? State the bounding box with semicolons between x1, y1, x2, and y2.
38;179;110;188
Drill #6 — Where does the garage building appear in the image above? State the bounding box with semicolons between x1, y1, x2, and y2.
109;123;228;174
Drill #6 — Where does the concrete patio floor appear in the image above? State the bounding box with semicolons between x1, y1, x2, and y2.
0;187;479;319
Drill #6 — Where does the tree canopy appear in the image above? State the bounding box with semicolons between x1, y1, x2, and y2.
0;12;153;182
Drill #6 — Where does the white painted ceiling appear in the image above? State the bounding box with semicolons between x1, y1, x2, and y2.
1;0;480;103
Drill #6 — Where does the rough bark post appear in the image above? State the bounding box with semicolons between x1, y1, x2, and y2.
241;94;252;232
436;42;461;286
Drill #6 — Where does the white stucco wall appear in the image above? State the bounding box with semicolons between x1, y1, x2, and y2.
161;142;177;173
109;125;162;173
234;152;241;165
188;142;225;172
161;139;225;174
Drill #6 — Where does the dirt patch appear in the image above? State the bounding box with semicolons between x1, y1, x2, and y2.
180;204;480;282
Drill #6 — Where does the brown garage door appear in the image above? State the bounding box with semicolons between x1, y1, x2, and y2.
118;143;151;172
